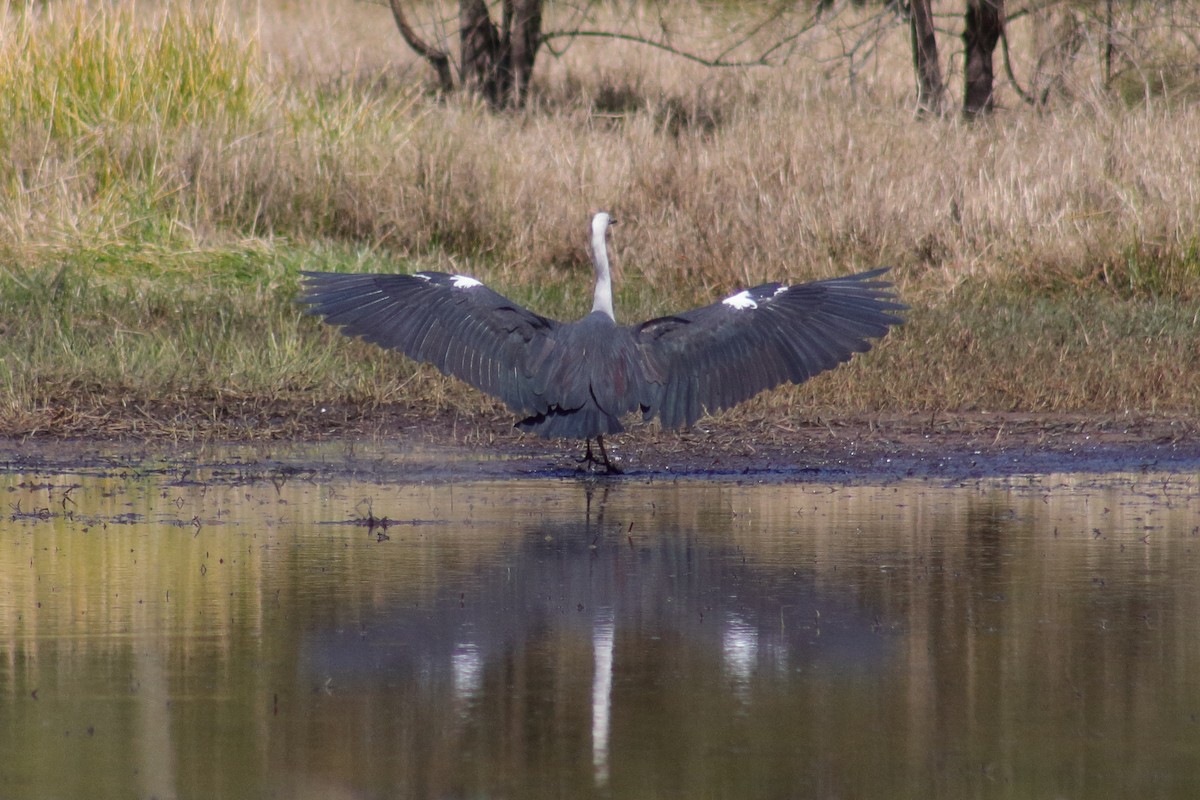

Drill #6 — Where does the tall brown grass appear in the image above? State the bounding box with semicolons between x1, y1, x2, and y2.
200;1;1200;299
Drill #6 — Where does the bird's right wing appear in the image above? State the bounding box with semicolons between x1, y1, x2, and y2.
634;268;906;429
300;271;562;415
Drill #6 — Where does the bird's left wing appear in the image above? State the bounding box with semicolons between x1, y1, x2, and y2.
634;268;906;429
300;271;561;415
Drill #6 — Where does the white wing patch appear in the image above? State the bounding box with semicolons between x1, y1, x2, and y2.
452;275;483;289
773;285;788;297
722;290;758;311
414;273;433;281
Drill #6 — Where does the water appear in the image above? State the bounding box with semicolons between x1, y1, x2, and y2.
2;447;1199;799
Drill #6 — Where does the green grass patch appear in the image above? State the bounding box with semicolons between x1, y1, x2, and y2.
4;239;1198;438
879;282;1200;412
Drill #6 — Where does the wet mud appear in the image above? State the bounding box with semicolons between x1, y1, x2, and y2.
2;411;1197;483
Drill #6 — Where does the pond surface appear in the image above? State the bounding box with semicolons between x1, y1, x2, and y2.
2;445;1200;799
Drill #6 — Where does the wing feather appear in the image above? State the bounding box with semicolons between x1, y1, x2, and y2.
300;271;560;415
636;268;905;429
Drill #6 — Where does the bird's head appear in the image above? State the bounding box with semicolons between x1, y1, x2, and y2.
591;211;617;240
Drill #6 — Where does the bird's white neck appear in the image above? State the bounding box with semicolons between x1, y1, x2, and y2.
590;214;615;320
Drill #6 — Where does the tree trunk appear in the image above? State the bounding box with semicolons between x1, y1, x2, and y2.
963;0;1004;116
506;0;542;106
1103;0;1114;90
457;0;542;107
374;0;539;109
460;0;506;104
909;0;944;114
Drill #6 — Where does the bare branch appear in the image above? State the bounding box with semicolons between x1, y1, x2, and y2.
387;0;454;93
999;20;1038;106
713;4;799;64
540;29;776;68
755;9;829;65
1005;0;1074;25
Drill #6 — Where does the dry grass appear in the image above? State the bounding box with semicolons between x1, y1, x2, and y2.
1;0;1198;438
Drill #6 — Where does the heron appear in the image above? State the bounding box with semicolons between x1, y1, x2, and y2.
300;212;905;472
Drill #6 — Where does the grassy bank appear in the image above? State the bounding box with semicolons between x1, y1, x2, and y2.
1;1;1198;440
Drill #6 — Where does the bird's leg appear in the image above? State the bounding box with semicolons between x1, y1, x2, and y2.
576;437;621;474
578;438;598;470
596;434;622;475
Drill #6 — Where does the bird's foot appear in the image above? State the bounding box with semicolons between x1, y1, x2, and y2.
603;461;623;475
596;435;622;474
578;437;623;475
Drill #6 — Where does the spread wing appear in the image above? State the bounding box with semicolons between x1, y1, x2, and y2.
300;271;562;415
634;268;906;429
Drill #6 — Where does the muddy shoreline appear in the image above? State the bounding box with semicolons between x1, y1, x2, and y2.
2;410;1197;482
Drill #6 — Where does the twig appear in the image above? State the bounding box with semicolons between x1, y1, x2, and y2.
540;29;772;68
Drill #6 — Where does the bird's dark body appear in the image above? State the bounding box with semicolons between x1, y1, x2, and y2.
515;311;659;439
300;266;905;443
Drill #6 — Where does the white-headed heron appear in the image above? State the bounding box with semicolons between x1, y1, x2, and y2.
301;212;905;472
